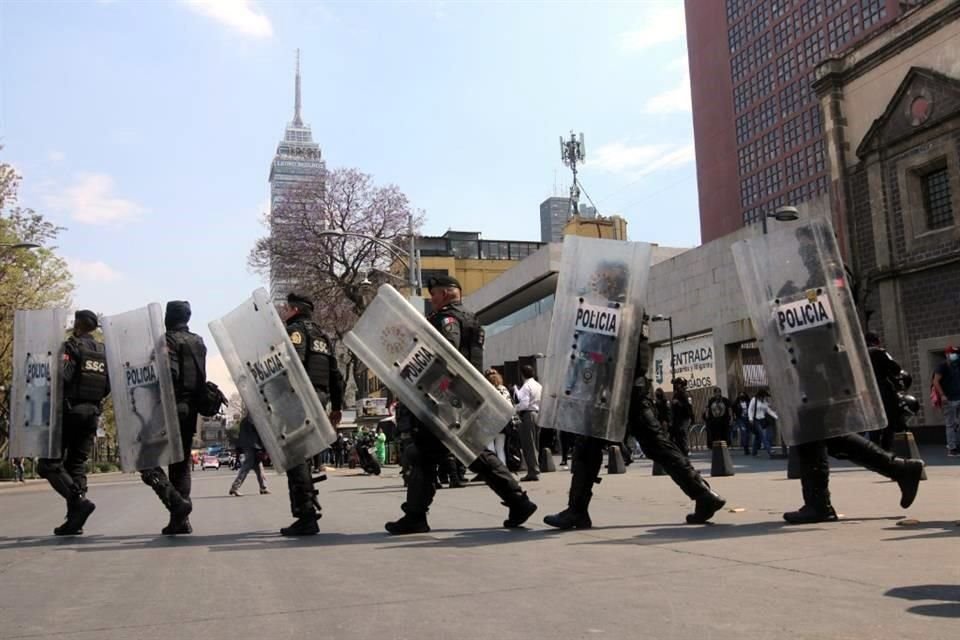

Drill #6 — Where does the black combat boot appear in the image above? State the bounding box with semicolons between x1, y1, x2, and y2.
280;511;320;536
503;494;538;529
545;439;603;530
783;474;837;524
828;435;925;509
895;458;924;509
141;469;193;534
54;495;96;536
686;489;726;524
385;503;430;535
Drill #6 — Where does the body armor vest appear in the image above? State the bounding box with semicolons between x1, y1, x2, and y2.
292;319;334;391
431;304;485;372
64;335;109;405
168;330;206;397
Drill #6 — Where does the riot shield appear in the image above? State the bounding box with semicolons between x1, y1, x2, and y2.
732;218;885;446
209;288;336;472
9;309;68;459
344;285;512;466
539;236;653;442
102;304;183;472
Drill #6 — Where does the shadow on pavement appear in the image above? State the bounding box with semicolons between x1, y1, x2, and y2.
565;515;906;548
881;520;960;542
885;584;960;618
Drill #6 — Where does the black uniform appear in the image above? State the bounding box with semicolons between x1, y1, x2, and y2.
775;229;923;524
867;343;908;452
669;387;693;456
544;331;726;530
282;309;344;535
140;301;206;535
38;317;110;536
387;297;536;534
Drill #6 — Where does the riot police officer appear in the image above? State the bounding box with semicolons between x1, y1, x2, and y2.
773;227;924;524
281;292;344;536
38;309;110;536
385;275;537;535
544;319;726;530
140;301;206;535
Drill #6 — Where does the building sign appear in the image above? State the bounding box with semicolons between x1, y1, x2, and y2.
650;333;716;392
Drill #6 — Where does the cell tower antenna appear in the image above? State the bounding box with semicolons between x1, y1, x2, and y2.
560;130;586;219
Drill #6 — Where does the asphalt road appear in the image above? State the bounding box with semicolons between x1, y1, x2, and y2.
0;449;958;640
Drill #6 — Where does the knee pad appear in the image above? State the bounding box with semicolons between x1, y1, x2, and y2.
140;468;164;487
37;459;62;479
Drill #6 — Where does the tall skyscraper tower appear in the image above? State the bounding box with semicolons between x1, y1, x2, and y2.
540;196;572;243
268;50;326;298
686;0;910;243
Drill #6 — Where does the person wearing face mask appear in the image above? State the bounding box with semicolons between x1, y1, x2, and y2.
932;346;960;456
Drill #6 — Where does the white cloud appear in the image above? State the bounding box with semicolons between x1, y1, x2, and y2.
48;150;66;162
619;4;686;52
68;259;123;283
644;78;691;114
46;173;145;225
592;141;695;177
180;0;273;39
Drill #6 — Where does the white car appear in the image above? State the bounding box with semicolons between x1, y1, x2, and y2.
201;455;220;470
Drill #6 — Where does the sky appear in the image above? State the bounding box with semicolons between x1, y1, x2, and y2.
0;0;699;393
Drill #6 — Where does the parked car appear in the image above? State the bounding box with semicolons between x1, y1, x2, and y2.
217;451;234;467
201;454;220;470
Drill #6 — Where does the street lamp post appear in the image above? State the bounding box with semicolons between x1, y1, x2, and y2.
312;220;422;296
760;206;800;235
650;314;675;385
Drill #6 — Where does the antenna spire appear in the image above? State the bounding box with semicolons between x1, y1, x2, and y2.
293;48;303;126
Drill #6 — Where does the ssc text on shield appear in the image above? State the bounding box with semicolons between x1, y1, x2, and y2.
574;303;620;337
774;296;834;335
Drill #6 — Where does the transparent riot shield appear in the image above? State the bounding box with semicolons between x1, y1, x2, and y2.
732;218;885;446
344;285;513;466
9;309;68;459
539;236;653;442
209;288;336;472
102;304;183;472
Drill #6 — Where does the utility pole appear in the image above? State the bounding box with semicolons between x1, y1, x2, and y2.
560;131;586;220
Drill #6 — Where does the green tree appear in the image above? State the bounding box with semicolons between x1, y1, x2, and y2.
0;153;74;455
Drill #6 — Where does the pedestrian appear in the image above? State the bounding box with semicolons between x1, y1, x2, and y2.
375;426;387;465
865;332;910;452
931;345;960;456
280;292;344;536
703;387;733;449
747;389;777;457
653;387;672;430
484;369;511;466
332;432;346;468
669;378;693;455
544;318;726;530
12;457;25;483
385;275;536;534
732;392;755;455
228;414;269;496
515;365;542;482
140;301;205;535
37;309;110;536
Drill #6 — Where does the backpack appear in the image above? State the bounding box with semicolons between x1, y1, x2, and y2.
195;381;227;417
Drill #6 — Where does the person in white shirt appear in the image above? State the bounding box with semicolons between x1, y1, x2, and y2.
515;365;542;481
747;389;778;457
484;369;512;466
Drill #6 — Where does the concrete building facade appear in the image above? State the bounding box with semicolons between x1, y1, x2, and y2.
686;0;916;243
814;0;960;426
